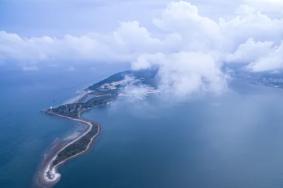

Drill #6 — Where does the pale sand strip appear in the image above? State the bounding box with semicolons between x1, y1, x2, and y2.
42;111;101;183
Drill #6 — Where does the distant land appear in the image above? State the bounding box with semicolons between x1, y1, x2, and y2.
35;67;283;188
36;69;157;188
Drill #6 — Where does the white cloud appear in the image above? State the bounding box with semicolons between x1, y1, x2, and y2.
0;22;161;63
113;21;161;52
219;5;283;50
133;51;227;98
1;0;283;97
247;42;283;72
153;1;221;51
226;39;274;64
226;38;283;72
244;0;283;17
120;84;156;101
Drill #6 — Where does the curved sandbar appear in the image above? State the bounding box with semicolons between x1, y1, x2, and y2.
42;111;101;184
37;69;157;187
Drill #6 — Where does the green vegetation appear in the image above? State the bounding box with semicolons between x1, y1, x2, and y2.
52;123;99;166
48;94;117;118
47;70;157;168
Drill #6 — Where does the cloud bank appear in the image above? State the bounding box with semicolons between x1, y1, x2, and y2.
1;0;283;97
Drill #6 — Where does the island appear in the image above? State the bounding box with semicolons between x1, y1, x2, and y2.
36;69;157;188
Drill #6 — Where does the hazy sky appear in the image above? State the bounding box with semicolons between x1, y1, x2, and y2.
1;0;283;98
0;0;247;36
0;0;168;35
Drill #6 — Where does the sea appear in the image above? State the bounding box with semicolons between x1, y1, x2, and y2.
1;64;283;188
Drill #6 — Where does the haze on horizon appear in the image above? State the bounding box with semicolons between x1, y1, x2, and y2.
1;0;283;98
1;1;283;188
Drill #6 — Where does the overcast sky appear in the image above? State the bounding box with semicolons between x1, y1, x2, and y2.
0;0;250;36
1;0;283;98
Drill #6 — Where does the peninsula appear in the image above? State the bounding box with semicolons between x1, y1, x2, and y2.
37;69;157;187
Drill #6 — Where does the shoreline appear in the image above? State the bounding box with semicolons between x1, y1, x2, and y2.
38;111;101;187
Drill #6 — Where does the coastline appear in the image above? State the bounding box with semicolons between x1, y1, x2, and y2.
37;110;101;187
32;70;156;188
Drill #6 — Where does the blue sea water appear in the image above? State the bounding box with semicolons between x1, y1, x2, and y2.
0;63;127;188
57;82;283;188
1;64;283;188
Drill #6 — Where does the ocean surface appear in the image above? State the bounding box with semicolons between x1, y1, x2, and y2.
0;64;127;188
1;65;283;188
